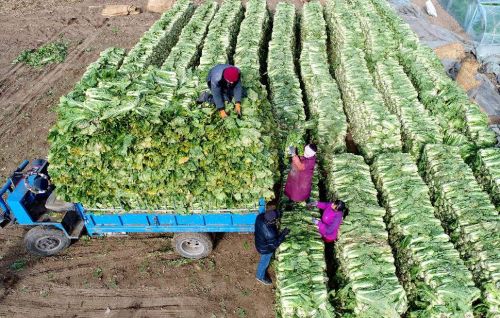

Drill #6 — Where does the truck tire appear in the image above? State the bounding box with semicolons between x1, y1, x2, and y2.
173;232;213;259
24;226;70;257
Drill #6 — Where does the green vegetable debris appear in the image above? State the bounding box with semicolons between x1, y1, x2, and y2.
13;40;68;67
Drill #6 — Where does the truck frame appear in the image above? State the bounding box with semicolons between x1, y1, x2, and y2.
0;160;264;258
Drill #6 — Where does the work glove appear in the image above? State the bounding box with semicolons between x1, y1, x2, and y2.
288;146;296;156
219;109;228;119
234;102;241;117
281;228;291;237
311;217;319;225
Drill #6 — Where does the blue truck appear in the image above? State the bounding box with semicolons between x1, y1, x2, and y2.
0;160;264;259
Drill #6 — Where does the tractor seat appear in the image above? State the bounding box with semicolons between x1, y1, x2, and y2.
45;191;75;213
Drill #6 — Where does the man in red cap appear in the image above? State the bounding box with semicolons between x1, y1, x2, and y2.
197;64;243;119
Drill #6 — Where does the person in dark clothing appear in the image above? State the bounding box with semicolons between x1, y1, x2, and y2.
197;64;243;119
254;210;290;285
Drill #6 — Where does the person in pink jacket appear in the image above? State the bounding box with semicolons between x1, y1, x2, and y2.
307;200;348;243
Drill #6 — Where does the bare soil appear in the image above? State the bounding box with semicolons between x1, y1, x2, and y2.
412;0;468;38
0;229;273;317
0;1;164;180
434;42;466;61
0;1;275;317
456;57;481;91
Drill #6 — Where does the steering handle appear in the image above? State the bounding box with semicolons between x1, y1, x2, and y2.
24;171;51;194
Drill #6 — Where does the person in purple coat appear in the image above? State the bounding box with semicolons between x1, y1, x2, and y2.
284;144;317;202
307;200;348;242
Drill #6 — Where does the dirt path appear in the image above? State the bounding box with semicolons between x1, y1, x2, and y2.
0;1;275;316
0;0;163;180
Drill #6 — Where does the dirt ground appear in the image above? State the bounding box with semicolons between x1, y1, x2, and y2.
0;0;164;180
0;1;276;317
0;229;272;317
412;0;468;38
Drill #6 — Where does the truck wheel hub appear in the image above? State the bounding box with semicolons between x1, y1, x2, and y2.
180;239;204;256
36;236;61;251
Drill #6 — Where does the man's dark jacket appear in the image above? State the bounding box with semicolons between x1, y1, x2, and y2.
206;64;243;110
254;213;286;254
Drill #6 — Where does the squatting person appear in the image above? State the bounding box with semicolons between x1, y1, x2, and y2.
197;64;243;119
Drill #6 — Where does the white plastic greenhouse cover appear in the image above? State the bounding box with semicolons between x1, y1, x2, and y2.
439;0;500;58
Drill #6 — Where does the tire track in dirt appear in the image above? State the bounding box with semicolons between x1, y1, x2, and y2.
0;236;194;316
0;64;24;87
0;230;274;317
0;287;205;318
0;31;99;137
0;22;82;94
0;14;99;82
27;238;170;278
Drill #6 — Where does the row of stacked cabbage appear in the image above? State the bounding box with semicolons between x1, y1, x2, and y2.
47;0;499;316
